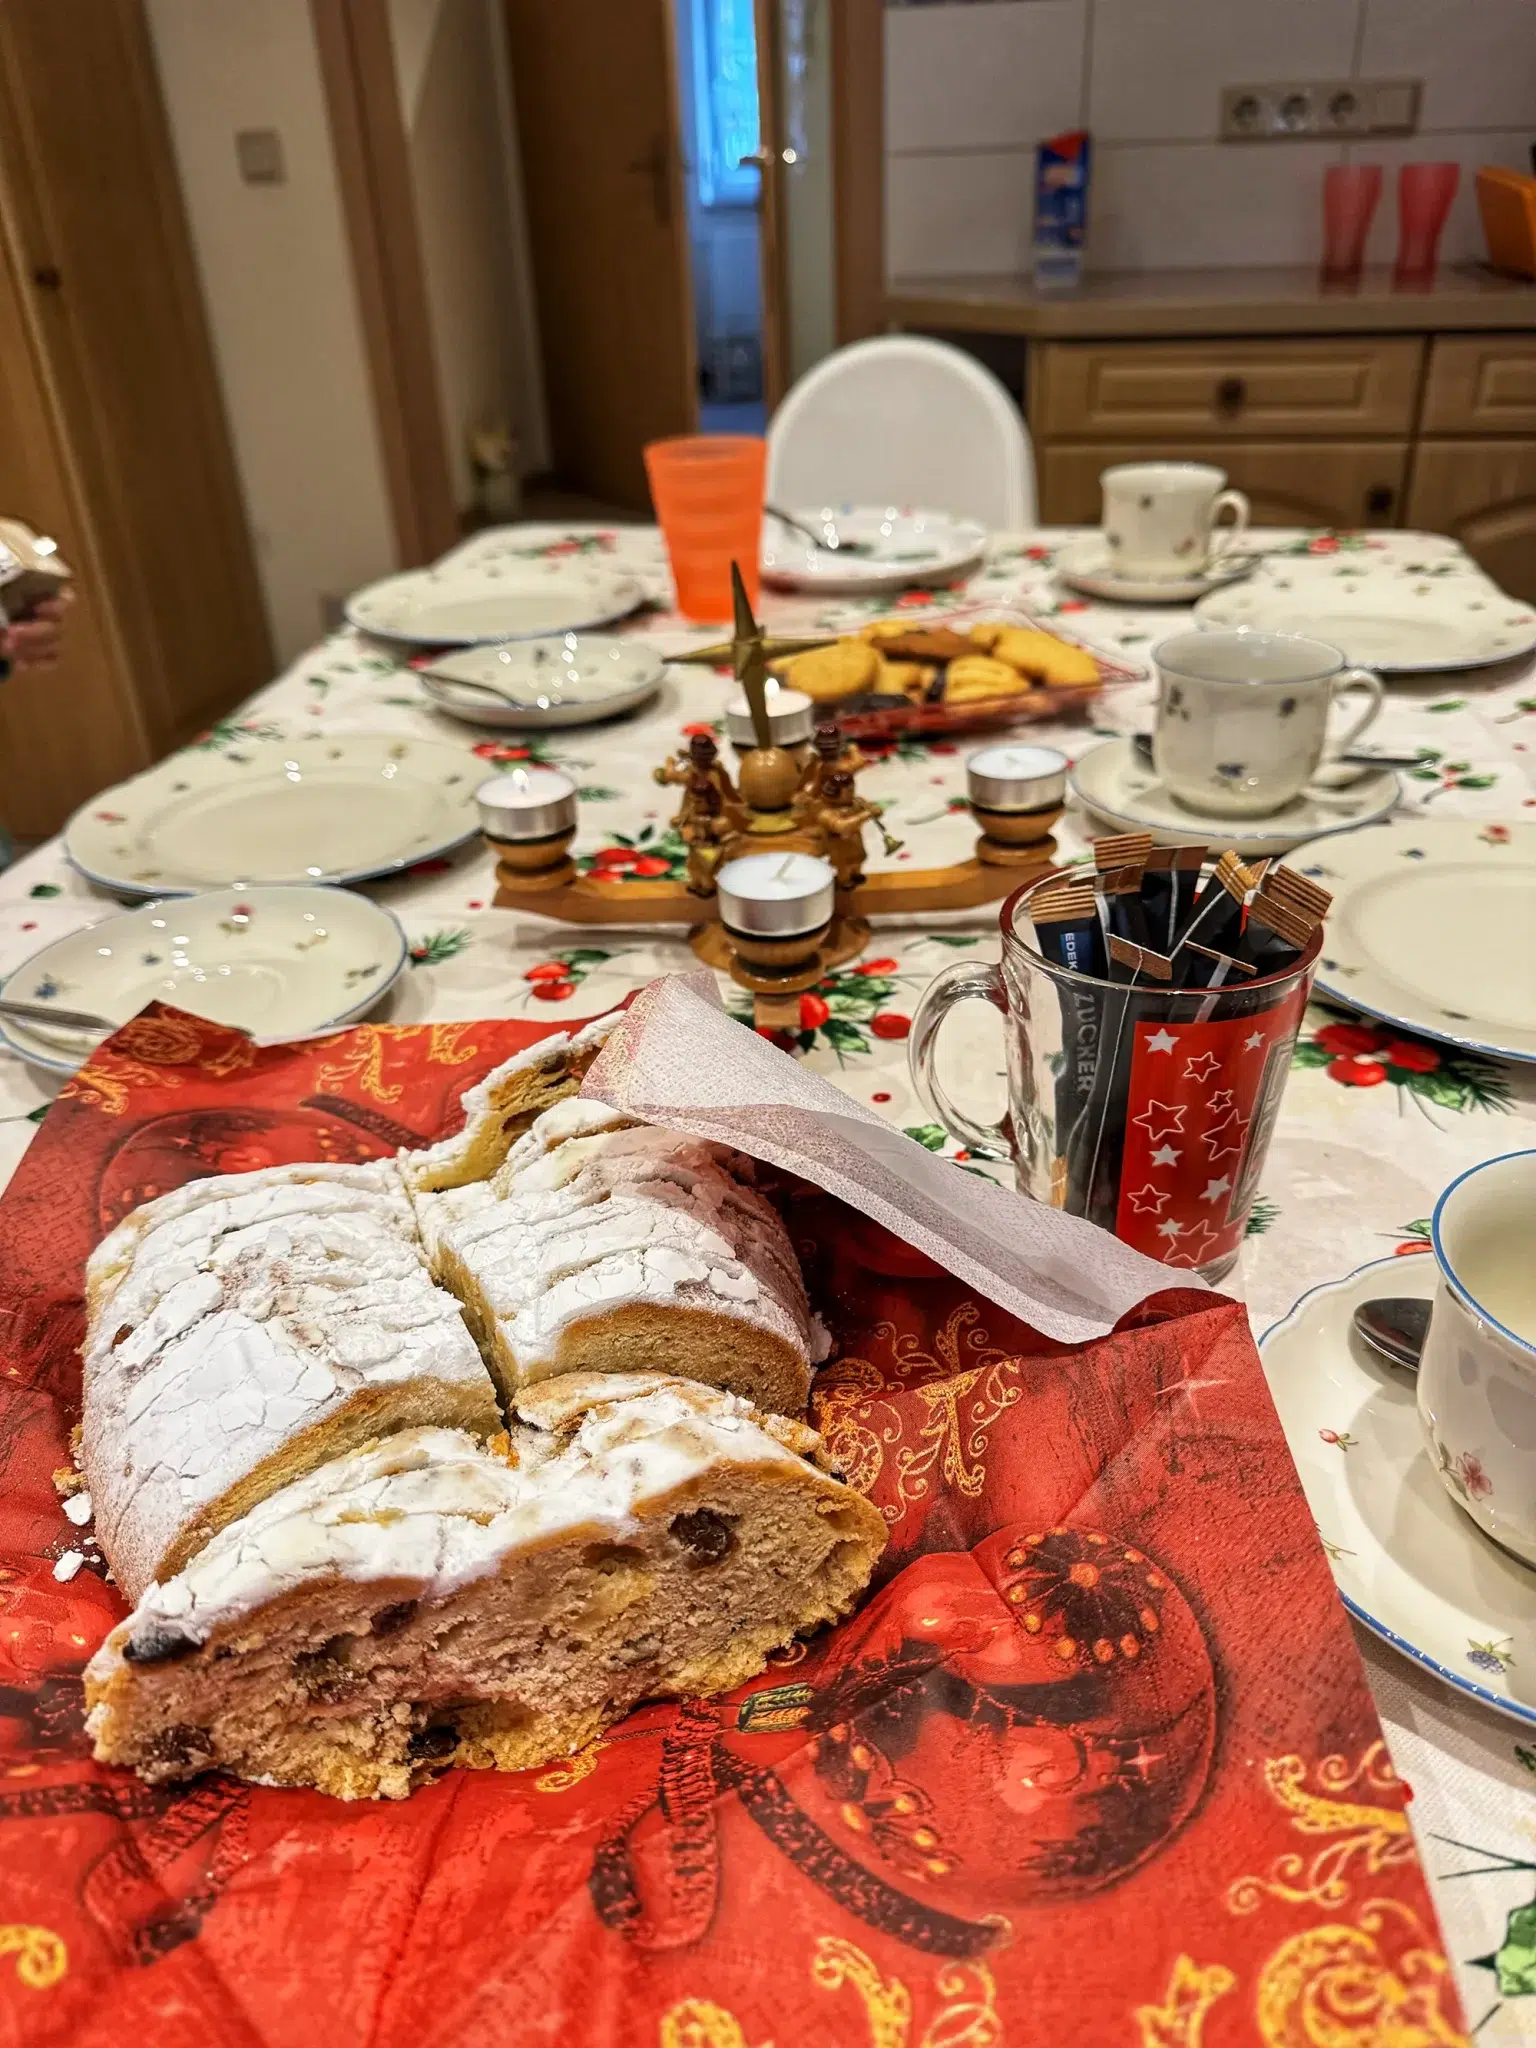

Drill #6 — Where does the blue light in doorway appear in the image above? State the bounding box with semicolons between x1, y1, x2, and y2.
689;0;760;209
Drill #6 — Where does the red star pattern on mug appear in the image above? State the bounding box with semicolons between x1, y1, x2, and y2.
1132;1101;1187;1144
1164;1217;1223;1267
1182;1052;1220;1084
1203;1110;1248;1163
1126;1184;1171;1216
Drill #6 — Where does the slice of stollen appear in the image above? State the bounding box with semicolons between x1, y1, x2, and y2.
84;1376;886;1801
82;1166;495;1603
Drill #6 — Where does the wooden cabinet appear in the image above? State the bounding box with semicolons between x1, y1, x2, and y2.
1420;336;1536;435
1040;441;1409;533
1406;441;1536;601
0;1;271;839
1033;336;1421;442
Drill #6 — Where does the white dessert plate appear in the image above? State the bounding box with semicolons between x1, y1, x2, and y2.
345;562;646;645
760;506;987;594
1260;1255;1536;1727
1070;736;1400;857
1054;537;1257;604
0;887;407;1073
1291;818;1536;1063
1194;559;1536;674
419;634;665;729
65;733;481;897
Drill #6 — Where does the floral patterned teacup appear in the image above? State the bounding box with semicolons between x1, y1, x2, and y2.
1417;1150;1536;1566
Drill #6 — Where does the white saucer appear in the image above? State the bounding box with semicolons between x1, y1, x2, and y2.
760;506;987;594
1261;1255;1536;1726
420;635;665;729
1291;817;1536;1063
1070;736;1400;856
0;887;408;1074
345;561;645;646
1055;538;1258;605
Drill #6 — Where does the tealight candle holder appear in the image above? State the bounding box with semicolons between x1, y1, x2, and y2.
477;768;578;884
716;850;835;973
965;743;1067;862
725;685;815;762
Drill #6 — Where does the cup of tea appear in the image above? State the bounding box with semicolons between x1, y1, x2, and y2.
1417;1150;1536;1565
1152;628;1383;818
1100;462;1249;581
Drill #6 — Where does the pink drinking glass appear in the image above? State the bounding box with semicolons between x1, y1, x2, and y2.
1395;162;1460;282
1321;164;1383;281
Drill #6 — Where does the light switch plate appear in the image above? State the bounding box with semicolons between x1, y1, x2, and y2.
1220;79;1421;142
235;128;286;184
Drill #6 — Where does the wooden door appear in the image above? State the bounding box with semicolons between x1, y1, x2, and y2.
0;233;152;838
1406;440;1536;602
1038;441;1411;531
502;0;697;509
0;0;272;756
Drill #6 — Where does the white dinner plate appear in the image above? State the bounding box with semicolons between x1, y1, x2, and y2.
0;887;408;1074
760;506;987;594
1194;558;1536;674
1291;818;1536;1063
1261;1256;1536;1726
65;733;482;897
1070;736;1400;856
419;635;665;729
1054;537;1258;604
345;561;646;645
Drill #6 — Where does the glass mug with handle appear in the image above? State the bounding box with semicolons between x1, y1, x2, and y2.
909;873;1320;1284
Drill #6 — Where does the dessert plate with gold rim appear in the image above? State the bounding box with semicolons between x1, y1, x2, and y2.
1291;817;1536;1063
64;734;482;897
1260;1255;1535;1726
0;887;408;1074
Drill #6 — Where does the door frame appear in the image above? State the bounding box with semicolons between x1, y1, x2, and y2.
310;0;459;566
831;0;884;346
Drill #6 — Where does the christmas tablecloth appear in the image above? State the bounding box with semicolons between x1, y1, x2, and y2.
0;523;1532;2038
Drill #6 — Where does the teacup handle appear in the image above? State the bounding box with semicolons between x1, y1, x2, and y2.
1206;490;1250;562
1327;664;1384;753
907;960;1013;1161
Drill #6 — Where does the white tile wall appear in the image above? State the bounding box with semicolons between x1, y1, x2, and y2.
884;0;1534;278
886;1;1086;155
1089;0;1360;145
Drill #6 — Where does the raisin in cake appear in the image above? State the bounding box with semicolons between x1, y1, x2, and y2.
82;1160;496;1603
417;1096;823;1416
85;1373;885;1800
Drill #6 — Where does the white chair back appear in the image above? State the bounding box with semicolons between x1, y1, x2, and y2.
767;335;1036;530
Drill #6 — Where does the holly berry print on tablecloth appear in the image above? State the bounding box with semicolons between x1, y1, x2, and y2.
734;957;916;1062
522;948;619;1005
1405;749;1498;802
471;737;617;802
1293;1021;1511;1116
579;822;687;881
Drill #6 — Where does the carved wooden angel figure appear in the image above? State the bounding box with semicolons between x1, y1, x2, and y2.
811;769;900;890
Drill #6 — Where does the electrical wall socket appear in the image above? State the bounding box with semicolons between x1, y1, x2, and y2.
1220;79;1422;142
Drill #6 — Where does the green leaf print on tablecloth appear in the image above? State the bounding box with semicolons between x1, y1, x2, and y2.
192;717;285;752
1244;1194;1280;1236
1406;749;1498;799
1294;1020;1512;1116
580;822;688;881
27;883;59;898
409;928;472;967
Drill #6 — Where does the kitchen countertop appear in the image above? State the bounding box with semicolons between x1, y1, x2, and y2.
884;263;1536;339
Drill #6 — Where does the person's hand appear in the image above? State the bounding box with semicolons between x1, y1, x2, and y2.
1;589;71;672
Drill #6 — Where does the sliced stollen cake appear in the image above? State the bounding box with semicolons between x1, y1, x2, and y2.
419;1097;824;1416
84;1373;887;1800
82;1161;495;1603
401;1011;623;1194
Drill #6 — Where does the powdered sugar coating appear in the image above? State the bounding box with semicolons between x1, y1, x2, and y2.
83;1170;493;1604
86;1377;827;1672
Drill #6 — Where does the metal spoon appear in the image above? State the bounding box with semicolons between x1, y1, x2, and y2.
0;995;118;1034
764;504;870;556
1127;734;1424;778
1351;1296;1431;1372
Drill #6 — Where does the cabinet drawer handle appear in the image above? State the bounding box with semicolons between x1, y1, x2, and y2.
1365;484;1394;517
1216;376;1246;415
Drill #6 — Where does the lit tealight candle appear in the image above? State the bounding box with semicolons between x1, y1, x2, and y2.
965;743;1068;814
476;767;578;841
724;685;815;750
717;850;836;937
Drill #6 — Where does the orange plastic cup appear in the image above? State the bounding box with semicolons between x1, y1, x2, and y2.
644;435;766;623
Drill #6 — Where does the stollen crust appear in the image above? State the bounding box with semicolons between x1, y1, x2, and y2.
81;1165;496;1603
85;1376;886;1800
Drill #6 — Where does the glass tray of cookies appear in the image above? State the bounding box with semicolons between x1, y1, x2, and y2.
768;610;1144;740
